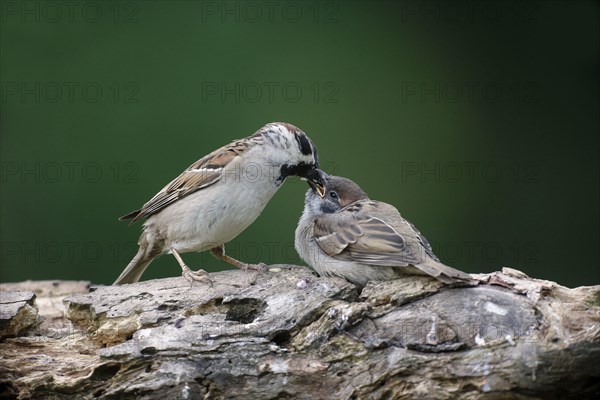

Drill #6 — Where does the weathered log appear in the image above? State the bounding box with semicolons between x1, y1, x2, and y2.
0;266;598;399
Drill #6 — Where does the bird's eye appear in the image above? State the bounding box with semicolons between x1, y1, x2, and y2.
329;191;338;200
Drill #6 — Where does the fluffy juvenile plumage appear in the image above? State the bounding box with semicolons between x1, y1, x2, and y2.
295;174;473;287
114;122;323;285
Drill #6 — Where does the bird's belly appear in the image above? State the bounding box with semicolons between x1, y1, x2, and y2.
310;251;399;286
148;181;276;253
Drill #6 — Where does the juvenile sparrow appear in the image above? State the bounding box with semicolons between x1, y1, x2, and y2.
295;174;473;287
114;122;325;285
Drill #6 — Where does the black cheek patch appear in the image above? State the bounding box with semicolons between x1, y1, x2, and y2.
277;162;313;184
295;133;313;156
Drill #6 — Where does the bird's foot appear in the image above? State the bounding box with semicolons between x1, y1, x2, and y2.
241;262;268;272
210;246;268;273
181;265;213;288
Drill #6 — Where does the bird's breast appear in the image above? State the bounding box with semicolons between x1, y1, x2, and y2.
150;177;280;253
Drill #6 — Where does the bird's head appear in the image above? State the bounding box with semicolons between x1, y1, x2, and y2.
305;173;369;216
257;122;324;193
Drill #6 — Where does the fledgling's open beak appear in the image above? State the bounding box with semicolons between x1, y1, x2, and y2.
305;168;326;198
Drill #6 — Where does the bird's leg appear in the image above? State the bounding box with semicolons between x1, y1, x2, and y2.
170;247;212;287
211;245;267;272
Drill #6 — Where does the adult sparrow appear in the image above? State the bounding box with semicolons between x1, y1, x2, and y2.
295;173;473;287
114;122;325;285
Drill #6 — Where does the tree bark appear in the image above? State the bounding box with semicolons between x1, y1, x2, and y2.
1;266;599;399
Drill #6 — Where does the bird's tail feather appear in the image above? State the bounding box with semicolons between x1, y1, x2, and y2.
415;261;472;284
113;247;155;285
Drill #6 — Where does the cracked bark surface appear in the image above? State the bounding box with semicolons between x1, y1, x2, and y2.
0;266;599;399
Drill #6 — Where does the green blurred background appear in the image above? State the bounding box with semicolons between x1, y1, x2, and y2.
1;1;598;287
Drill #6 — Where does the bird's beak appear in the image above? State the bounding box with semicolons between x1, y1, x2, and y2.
306;169;326;198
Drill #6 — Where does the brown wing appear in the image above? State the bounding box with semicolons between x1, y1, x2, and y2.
313;201;432;266
120;138;256;223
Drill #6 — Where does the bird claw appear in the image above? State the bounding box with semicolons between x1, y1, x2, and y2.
242;262;268;272
181;266;213;288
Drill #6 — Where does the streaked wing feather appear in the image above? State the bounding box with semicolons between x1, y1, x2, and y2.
314;223;354;256
127;139;253;222
135;169;221;220
313;202;428;267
